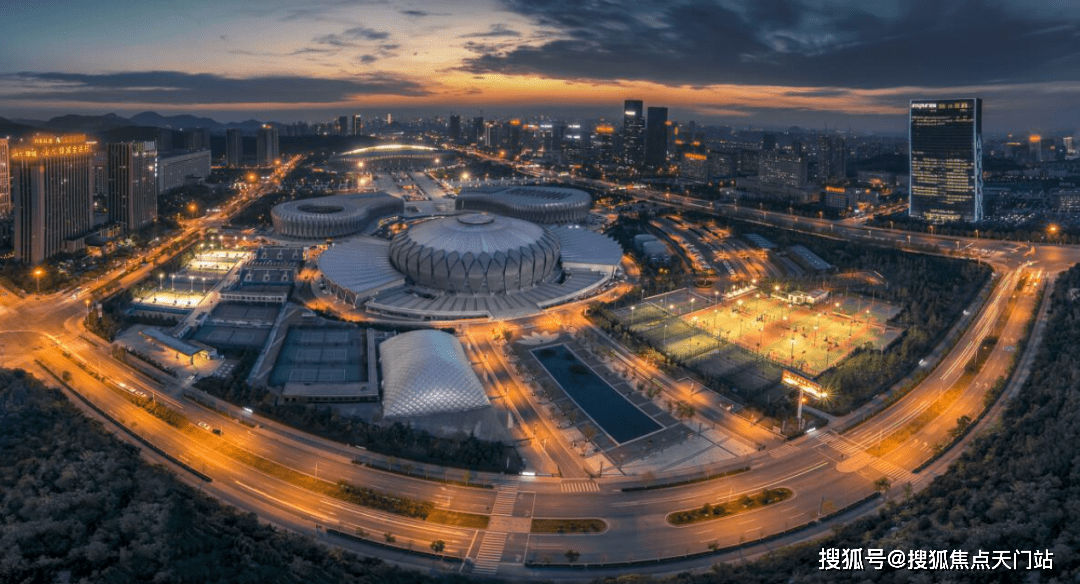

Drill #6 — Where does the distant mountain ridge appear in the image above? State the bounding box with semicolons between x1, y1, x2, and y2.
6;111;274;136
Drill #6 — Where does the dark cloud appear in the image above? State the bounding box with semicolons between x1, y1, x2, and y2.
0;71;430;104
355;43;401;64
400;9;431;17
278;0;391;22
461;24;522;38
313;26;390;47
461;0;1080;88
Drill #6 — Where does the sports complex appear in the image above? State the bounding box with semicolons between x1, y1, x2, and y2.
613;287;903;385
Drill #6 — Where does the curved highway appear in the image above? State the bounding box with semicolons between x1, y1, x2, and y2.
1;161;1076;580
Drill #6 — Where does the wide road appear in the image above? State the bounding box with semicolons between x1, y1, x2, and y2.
2;158;1076;579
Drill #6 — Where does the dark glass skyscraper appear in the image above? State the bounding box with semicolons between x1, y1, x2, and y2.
256;125;279;167
645;106;668;167
225;128;243;167
622;99;644;167
448;115;461;141
909;98;983;222
107;140;158;231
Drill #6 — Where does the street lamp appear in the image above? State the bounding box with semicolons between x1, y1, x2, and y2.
171;274;176;291
33;267;44;294
630;305;636;329
189;274;194;293
158;272;164;290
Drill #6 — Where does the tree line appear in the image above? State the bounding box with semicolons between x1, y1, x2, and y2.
0;368;478;584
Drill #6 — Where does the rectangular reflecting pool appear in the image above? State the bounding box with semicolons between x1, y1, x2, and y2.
531;344;662;444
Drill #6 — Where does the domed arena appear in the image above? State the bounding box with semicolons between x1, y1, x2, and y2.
314;208;624;321
388;214;562;294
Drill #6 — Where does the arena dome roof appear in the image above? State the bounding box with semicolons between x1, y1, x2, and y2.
379;330;490;419
388;214;561;294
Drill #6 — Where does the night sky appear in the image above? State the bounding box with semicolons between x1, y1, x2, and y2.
2;0;1079;131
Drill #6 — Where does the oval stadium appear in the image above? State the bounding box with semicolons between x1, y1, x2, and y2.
455;185;591;224
270;193;404;239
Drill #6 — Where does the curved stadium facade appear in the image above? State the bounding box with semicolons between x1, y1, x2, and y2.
455;185;591;224
270;193;403;239
332;143;455;171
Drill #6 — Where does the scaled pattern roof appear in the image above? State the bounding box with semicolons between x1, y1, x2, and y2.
389;214;561;293
456;186;591;223
379;330;490;418
319;237;404;297
549;225;623;267
403;213;548;256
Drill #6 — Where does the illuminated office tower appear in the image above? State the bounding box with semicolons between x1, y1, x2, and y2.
256;125;279;167
12;135;95;264
645;106;668;167
593;123;616;164
226;128;243;167
352;114;363;135
0;138;10;216
622;99;645;166
909;98;983;222
107;141;158;231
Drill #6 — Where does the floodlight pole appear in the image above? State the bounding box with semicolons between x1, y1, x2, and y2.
796;386;804;429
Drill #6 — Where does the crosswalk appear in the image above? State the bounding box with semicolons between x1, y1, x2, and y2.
818;431;916;483
473;531;508;576
769;443;800;459
816;431;863;456
870;459;915;483
491;486;518;516
561;480;600;493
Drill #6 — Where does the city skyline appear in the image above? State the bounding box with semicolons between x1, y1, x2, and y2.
2;0;1080;132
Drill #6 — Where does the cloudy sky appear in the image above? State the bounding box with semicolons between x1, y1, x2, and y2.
2;0;1079;132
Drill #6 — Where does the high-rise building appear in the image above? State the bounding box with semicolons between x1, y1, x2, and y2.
471;117;484;145
157;150;211;194
593;123;616;163
226;129;243;167
622;100;645;166
909;98;983;222
645;106;669;167
761;132;777;152
562;123;583;163
817;135;847;183
0;138;10;216
256;125;279;167
181;128;211;151
448;115;461;141
11;134;95;264
352;114;363;135
107;141;158;231
758;153;808;188
154;128;173;153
